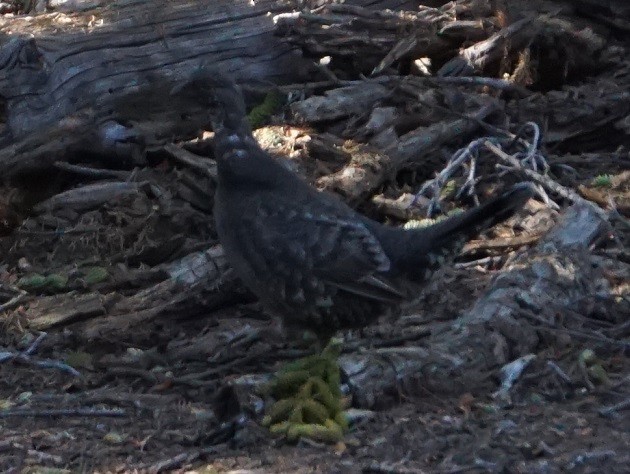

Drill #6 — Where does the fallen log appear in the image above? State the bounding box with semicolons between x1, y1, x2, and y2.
339;202;615;408
0;0;421;179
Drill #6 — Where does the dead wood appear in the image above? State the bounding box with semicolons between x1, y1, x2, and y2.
339;202;614;408
437;17;536;77
277;1;493;75
33;181;148;214
290;82;391;123
79;246;235;339
0;0;427;180
0;0;301;138
316;98;498;202
22;244;236;337
507;84;630;152
24;292;116;330
0;0;309;179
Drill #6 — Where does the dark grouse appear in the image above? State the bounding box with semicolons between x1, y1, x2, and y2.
172;70;535;343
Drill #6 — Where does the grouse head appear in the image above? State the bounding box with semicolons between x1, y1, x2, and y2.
171;66;289;187
171;66;251;137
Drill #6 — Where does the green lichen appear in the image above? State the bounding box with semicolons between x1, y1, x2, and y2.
592;174;613;188
404;207;464;230
248;90;284;129
17;273;68;292
82;266;109;285
262;338;348;443
440;179;458;199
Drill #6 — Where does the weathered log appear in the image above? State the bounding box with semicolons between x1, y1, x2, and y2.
339;202;613;408
0;0;424;179
0;0;305;140
0;0;305;177
22;244;237;336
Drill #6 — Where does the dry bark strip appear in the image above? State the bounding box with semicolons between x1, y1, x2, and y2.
339;202;612;408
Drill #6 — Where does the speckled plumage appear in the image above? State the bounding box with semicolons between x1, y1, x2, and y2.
172;70;535;340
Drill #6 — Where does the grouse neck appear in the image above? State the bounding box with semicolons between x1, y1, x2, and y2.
215;141;304;191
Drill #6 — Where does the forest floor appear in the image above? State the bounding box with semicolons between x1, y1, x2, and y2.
1;0;629;472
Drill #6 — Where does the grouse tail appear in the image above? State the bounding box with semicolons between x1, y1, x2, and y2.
372;182;535;277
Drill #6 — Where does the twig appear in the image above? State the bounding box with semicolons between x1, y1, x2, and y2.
546;360;573;385
27;449;63;465
0;408;127;418
414;137;489;216
107;366;162;384
519;310;629;348
0;288;28;312
14;224;101;236
609;374;630;390
163;143;217;180
512;122;548;174
170;352;261;387
462;233;541;253
453;256;503;270
249;75;394;96
54;161;132;179
0;332;81;377
149;451;199;473
433;76;531;96
24;332;46;355
567;450;616;470
598;397;630;417
485;140;610;220
413;121;553;216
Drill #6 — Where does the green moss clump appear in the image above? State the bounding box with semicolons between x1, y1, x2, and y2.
404;207;464;230
262;338;348;443
248;90;284;129
17;273;68;292
592;174;612;188
82;266;109;284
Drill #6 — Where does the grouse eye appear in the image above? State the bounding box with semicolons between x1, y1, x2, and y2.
228;148;247;160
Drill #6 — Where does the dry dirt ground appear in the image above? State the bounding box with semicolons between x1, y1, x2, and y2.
0;219;628;473
1;1;630;473
1;297;629;474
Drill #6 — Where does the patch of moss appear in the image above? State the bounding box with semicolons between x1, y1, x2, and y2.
592;174;613;188
17;273;68;292
262;338;348;443
248;90;284;129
